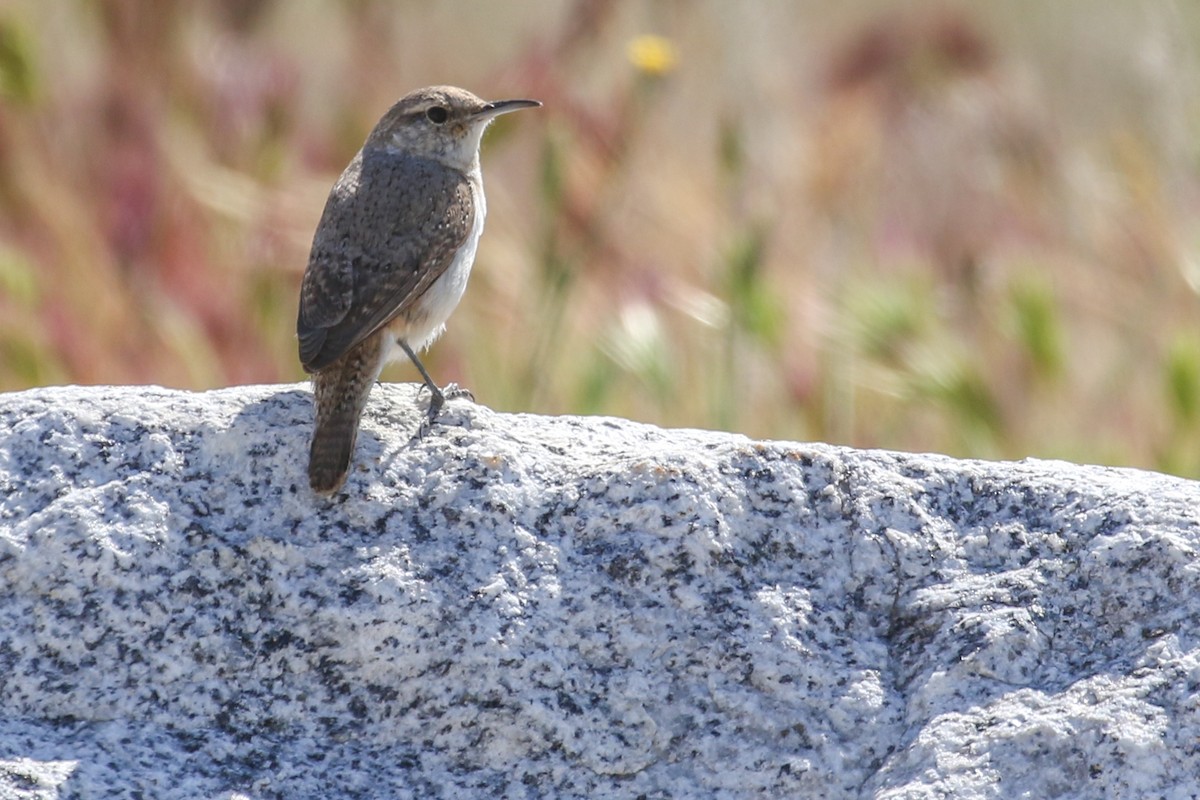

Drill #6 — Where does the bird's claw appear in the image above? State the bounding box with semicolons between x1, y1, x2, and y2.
415;382;474;439
441;383;474;403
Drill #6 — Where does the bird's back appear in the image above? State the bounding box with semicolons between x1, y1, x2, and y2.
297;147;475;373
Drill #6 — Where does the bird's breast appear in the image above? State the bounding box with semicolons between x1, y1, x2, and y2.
391;177;486;355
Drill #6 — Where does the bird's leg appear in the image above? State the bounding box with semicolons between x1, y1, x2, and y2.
399;340;473;429
398;339;444;419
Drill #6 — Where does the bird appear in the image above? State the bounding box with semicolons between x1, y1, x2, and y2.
297;86;540;495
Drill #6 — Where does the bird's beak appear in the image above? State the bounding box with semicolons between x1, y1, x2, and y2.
474;98;542;120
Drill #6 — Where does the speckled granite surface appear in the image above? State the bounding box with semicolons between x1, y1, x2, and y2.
1;384;1198;799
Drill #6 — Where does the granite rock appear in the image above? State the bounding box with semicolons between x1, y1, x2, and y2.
1;384;1198;799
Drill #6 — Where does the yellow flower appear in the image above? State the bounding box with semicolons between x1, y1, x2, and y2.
626;35;678;77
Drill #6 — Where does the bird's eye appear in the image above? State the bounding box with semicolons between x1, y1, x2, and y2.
426;106;449;124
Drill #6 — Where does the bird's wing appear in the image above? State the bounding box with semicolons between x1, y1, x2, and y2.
297;149;475;372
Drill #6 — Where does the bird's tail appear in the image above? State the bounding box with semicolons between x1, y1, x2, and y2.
308;336;383;495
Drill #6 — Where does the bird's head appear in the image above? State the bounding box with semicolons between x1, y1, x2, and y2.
366;85;541;172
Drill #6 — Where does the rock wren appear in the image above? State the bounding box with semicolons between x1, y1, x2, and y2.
297;86;540;495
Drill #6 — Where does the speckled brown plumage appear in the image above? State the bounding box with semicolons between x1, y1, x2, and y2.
297;150;474;373
296;86;540;495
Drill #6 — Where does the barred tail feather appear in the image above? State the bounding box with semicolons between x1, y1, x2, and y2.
307;335;383;495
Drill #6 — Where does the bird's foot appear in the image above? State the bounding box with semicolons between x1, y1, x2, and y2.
416;382;474;438
441;383;474;403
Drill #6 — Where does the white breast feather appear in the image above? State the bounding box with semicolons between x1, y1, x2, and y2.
387;177;486;358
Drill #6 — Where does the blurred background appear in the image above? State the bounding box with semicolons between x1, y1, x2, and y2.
1;0;1199;476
